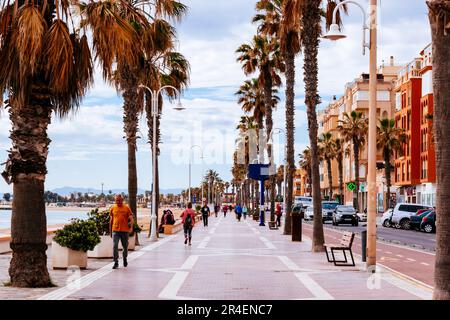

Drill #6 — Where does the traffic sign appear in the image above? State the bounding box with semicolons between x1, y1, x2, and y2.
347;182;357;192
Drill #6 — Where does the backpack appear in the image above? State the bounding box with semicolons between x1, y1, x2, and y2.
184;212;192;226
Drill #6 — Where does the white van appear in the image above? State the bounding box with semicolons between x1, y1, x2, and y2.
294;196;313;207
390;203;432;229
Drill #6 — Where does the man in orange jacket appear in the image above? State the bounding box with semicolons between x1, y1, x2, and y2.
110;194;134;269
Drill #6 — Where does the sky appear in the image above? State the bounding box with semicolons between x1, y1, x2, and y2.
0;0;432;195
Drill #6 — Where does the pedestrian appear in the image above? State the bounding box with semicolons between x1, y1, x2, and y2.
276;203;282;227
201;201;210;227
235;203;242;222
242;205;248;220
110;194;134;269
214;204;219;217
223;204;228;217
181;202;196;245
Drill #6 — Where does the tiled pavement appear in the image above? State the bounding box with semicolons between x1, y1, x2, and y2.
1;214;433;300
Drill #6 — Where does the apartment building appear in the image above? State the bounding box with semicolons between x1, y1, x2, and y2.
394;44;436;206
293;169;310;197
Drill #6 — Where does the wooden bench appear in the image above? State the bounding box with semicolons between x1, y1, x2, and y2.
268;221;278;230
163;220;183;235
324;231;355;267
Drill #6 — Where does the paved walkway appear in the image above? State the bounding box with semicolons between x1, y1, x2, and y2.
30;213;432;300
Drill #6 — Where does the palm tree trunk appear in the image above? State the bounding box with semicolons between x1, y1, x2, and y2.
427;0;450;300
123;88;139;244
302;0;325;252
384;148;391;210
338;155;344;205
284;48;296;235
353;140;360;211
4;80;52;287
327;158;333;201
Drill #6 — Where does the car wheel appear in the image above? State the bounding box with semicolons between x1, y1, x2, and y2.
394;223;402;229
423;223;433;233
400;219;411;230
382;220;391;228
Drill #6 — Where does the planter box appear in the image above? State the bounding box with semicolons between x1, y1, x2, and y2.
88;235;113;258
118;234;136;251
51;241;87;270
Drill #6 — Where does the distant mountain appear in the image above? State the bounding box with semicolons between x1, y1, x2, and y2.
50;186;183;196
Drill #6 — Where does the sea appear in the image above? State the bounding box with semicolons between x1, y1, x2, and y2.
0;209;89;230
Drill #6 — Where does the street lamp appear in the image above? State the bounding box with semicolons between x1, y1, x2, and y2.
188;145;204;205
324;0;377;270
267;128;287;216
138;84;184;242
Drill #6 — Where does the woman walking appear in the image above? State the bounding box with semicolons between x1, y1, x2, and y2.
181;202;196;246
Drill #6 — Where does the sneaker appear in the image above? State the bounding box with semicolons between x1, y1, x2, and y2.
189;241;192;246
112;262;119;269
123;259;128;267
184;237;188;245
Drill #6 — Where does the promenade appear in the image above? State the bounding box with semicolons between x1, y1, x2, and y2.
0;213;432;300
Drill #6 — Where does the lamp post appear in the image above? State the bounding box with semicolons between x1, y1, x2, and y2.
268;128;287;216
189;145;204;205
138;84;185;242
324;0;377;269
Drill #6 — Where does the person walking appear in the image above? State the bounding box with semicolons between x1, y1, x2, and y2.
110;195;134;269
276;202;282;227
242;205;248;220
181;202;196;245
200;201;210;227
223;204;228;217
235;203;243;222
214;204;219;218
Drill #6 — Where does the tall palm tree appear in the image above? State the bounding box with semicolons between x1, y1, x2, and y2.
333;137;345;205
338;111;368;212
0;0;144;287
236;32;284;221
377;118;406;210
276;165;284;199
318;132;335;201
427;0;450;300
299;148;312;187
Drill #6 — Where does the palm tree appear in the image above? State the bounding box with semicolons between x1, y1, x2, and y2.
0;0;146;287
318;132;335;201
236;32;284;221
427;0;450;300
299;148;312;187
338;111;368;212
377;118;406;210
276;165;285;199
333;138;345;205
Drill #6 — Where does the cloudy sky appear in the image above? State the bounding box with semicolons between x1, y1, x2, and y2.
0;0;431;194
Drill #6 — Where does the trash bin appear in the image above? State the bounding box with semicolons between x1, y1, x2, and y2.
361;229;367;262
292;211;303;242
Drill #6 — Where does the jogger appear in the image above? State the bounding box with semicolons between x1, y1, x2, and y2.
181;202;196;245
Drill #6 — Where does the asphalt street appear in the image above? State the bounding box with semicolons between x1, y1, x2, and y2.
304;221;436;252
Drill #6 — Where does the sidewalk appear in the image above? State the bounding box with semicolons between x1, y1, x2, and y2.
0;213;432;300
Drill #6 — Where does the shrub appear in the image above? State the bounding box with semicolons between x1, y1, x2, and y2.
195;205;201;212
53;219;101;252
87;208;111;236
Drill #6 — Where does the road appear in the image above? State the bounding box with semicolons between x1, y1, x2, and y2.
316;221;436;252
302;222;435;288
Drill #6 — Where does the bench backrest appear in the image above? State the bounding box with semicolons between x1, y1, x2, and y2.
339;231;355;248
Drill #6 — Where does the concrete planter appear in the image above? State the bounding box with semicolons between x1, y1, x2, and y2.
118;234;136;251
51;241;87;270
88;235;113;258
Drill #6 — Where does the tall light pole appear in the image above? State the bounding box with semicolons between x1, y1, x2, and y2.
138;84;185;242
188;145;204;204
324;0;377;269
268;128;287;215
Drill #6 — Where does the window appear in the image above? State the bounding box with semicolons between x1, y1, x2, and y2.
377;91;390;101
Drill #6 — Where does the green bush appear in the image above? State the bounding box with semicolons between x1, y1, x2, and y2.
87;208;111;236
53;219;101;252
195;205;201;212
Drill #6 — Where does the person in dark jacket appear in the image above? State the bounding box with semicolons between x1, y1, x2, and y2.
181;202;196;245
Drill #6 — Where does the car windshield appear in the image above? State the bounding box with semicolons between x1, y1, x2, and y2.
322;203;338;210
337;206;354;212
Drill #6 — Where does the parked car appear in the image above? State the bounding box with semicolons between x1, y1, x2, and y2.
410;210;433;230
390;203;433;230
304;205;314;220
322;201;339;223
332;205;358;226
381;209;394;227
294;196;313;208
356;212;367;222
420;211;436;233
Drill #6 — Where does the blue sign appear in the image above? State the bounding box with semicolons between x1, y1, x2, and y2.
248;164;270;181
